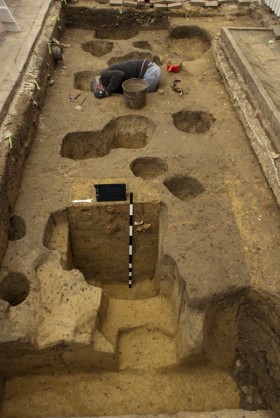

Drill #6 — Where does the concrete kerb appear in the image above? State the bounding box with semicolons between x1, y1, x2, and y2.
219;27;280;154
213;34;280;207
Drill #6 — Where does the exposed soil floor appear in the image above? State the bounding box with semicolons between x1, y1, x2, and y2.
2;368;238;417
1;10;280;418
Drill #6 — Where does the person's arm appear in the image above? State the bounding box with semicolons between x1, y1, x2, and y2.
103;69;125;94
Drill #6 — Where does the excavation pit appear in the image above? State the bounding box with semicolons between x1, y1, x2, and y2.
8;215;26;241
172;110;215;134
60;115;156;160
108;52;162;66
74;70;95;91
132;41;152;50
81;39;114;57
130;157;168;179
1;3;280;417
44;202;161;285
168;25;211;61
0;273;30;306
164;175;205;200
61;131;107;159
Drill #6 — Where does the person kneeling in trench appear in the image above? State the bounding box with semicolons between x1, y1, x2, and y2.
91;59;161;99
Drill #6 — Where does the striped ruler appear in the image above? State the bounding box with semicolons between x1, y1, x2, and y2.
128;192;133;288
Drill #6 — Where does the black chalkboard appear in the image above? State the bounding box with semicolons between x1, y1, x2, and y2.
94;184;127;202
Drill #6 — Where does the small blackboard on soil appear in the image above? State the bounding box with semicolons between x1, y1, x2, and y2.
94;184;127;202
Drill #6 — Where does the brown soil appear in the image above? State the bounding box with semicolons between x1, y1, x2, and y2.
2;367;238;418
1;7;280;418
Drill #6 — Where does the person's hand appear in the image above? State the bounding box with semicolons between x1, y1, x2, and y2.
94;90;110;99
94;90;106;99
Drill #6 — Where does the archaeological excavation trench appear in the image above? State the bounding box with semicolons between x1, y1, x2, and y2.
1;2;280;417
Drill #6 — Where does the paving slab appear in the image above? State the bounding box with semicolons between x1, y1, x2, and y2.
123;0;138;6
205;1;219;6
154;2;168;8
218;0;235;4
238;0;253;5
110;0;124;5
190;0;206;5
168;2;183;8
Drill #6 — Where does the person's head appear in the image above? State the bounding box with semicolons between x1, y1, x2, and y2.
90;77;106;99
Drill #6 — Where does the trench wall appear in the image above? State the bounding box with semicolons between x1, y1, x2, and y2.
1;2;280;411
204;289;280;410
0;4;63;269
237;291;280;409
63;6;169;29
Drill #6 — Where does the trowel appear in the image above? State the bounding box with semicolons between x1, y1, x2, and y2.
75;96;87;111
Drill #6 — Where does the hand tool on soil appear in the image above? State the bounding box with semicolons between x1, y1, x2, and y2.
128;192;133;288
75;96;87;111
171;79;184;95
69;92;81;102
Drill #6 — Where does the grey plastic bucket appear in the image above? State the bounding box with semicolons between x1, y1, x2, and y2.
122;78;148;109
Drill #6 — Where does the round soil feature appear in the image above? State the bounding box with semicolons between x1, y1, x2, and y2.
172;110;215;134
132;41;152;50
108;52;162;66
95;26;139;40
74;70;95;91
61;131;106;160
164;176;204;200
61;115;156;160
0;272;30;306
168;25;211;61
8;215;26;241
81;40;114;57
104;115;156;149
130;157;168;180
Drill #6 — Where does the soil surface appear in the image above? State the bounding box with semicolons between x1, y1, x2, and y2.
1;8;280;418
231;29;280;111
